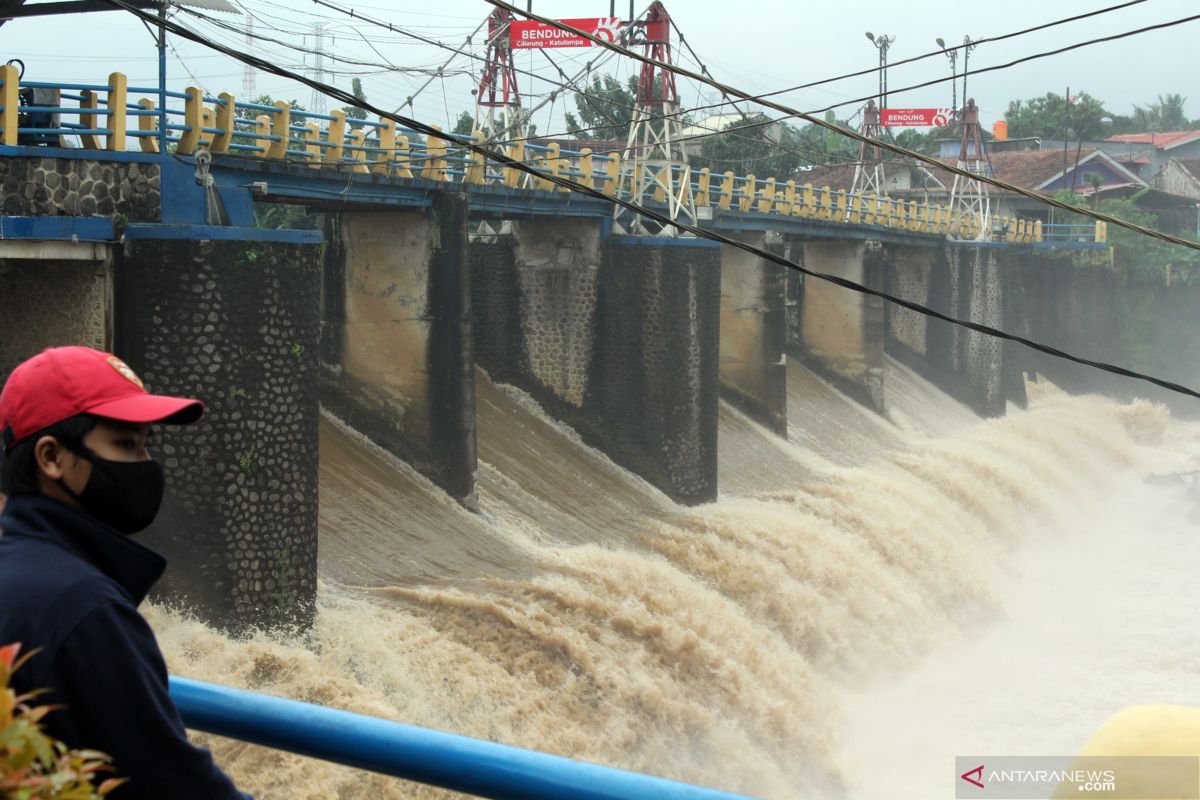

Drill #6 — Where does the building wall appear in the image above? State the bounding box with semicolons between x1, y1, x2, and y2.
1155;161;1200;200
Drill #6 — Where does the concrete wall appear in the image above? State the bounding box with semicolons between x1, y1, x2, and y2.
0;255;111;378
719;233;787;436
115;229;322;631
796;240;885;412
321;193;476;506
470;233;722;505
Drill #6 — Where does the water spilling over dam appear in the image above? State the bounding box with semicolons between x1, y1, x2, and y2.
139;356;1195;799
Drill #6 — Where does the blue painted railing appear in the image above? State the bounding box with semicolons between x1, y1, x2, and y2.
168;676;757;800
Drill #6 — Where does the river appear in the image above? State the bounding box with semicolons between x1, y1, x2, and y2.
146;361;1192;799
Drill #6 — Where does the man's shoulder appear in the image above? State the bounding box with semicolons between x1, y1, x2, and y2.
0;535;129;644
0;533;115;596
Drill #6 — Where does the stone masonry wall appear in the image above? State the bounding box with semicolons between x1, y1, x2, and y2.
116;235;321;631
512;220;601;408
0;156;160;222
585;239;722;505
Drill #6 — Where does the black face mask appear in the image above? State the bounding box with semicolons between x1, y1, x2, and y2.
59;450;165;535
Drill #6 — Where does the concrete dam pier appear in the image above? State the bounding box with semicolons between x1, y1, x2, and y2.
0;146;1131;631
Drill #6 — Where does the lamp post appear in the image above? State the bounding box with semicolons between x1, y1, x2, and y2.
936;37;958;119
865;32;896;110
960;35;976;116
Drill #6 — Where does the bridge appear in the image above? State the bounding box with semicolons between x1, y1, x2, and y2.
0;57;1111;631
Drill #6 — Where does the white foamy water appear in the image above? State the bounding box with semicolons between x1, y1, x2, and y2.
146;366;1190;800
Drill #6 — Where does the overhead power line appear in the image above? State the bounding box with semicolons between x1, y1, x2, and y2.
106;0;1200;403
489;0;1200;256
485;7;1200;152
737;0;1148;107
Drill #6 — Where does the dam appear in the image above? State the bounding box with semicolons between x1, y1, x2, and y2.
4;5;1200;796
142;361;1196;799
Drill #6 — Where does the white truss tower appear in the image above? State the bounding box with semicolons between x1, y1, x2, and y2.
616;2;694;235
850;100;886;197
948;99;991;241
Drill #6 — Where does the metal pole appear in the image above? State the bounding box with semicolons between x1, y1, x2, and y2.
950;52;957;117
1062;85;1070;193
881;38;889;108
158;3;167;153
961;35;973;114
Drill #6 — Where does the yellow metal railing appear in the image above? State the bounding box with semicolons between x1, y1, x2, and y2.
0;68;1104;245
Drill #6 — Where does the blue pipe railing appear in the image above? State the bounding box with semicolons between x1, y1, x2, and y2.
169;676;757;800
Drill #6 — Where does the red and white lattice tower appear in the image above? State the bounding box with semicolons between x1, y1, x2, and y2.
850;100;886;197
242;16;256;96
475;8;523;139
617;1;694;234
948;98;992;240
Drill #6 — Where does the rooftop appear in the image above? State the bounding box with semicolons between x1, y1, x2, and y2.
1105;131;1200;150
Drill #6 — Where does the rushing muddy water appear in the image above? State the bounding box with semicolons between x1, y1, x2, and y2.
147;361;1192;799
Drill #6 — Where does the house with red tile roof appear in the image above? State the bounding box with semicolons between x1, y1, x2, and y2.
1102;130;1200;180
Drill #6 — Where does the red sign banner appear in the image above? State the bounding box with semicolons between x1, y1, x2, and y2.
881;108;952;127
510;17;623;49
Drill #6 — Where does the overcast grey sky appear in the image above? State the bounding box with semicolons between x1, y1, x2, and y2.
4;0;1197;138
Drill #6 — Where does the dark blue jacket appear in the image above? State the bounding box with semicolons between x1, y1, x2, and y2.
0;493;248;799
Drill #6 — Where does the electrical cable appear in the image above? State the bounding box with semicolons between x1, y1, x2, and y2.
481;6;1195;153
461;0;1159;145
106;0;1200;403
490;1;1200;256
709;0;1149;108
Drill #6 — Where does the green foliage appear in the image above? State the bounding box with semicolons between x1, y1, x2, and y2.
564;74;638;141
690;113;807;180
792;111;858;167
235;95;305;121
1006;91;1111;140
1121;93;1191;133
342;78;368;126
253;203;320;231
452;111;475;137
1;643;124;799
1056;190;1200;282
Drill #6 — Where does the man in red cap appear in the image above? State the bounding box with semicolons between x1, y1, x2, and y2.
0;346;250;799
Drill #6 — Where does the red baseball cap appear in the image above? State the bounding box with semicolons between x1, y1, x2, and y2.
0;346;204;450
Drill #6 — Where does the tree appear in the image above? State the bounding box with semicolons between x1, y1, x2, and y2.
564;74;638;140
1127;93;1189;132
236;94;305;121
1005;91;1111;140
792;111;858;167
342;78;367;129
690;114;809;179
452;110;475;136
